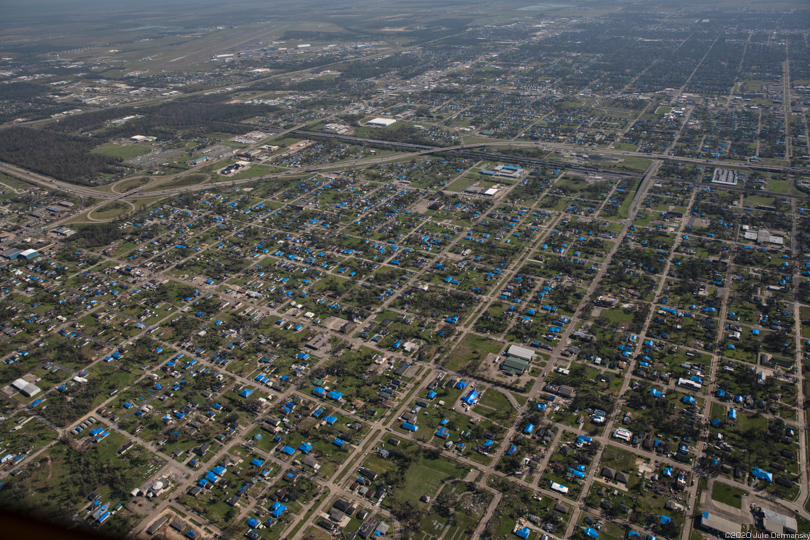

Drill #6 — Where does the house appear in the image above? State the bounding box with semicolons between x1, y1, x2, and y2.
614;472;629;484
333;499;354;514
358;517;381;539
557;385;575;398
554;503;569;514
329;509;345;522
601;467;615;480
776;476;795;488
359;467;378;481
751;468;773;482
147;516;167;535
613;428;632;442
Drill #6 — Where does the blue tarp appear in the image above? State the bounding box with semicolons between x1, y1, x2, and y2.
752;468;773;482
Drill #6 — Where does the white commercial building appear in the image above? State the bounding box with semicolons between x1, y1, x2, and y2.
506;345;535;362
11;378;41;398
366;118;397;127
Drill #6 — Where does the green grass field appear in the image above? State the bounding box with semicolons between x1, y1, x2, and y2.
147;173;208;191
711;481;745;509
768;178;790;194
445;333;504;371
392;457;468;506
92;144;151;160
115;176;151;192
89;201;132;220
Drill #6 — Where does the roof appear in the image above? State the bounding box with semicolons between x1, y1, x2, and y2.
760;508;798;533
700;512;741;535
367;117;396;126
502;356;530;375
752;467;773;481
507;344;534;361
584;527;599;538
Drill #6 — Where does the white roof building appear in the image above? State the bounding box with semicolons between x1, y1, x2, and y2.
507;345;535;362
11;378;41;398
367;118;396;127
613;428;632;441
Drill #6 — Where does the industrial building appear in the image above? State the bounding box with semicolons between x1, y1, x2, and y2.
11;378;41;398
366;118;396;127
0;248;38;261
699;512;741;537
501;356;530;376
506;345;535;362
711;169;738;186
759;508;797;534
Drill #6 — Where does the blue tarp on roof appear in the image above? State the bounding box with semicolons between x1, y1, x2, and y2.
584;527;599;538
271;502;287;517
752;468;773;481
462;389;478;405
